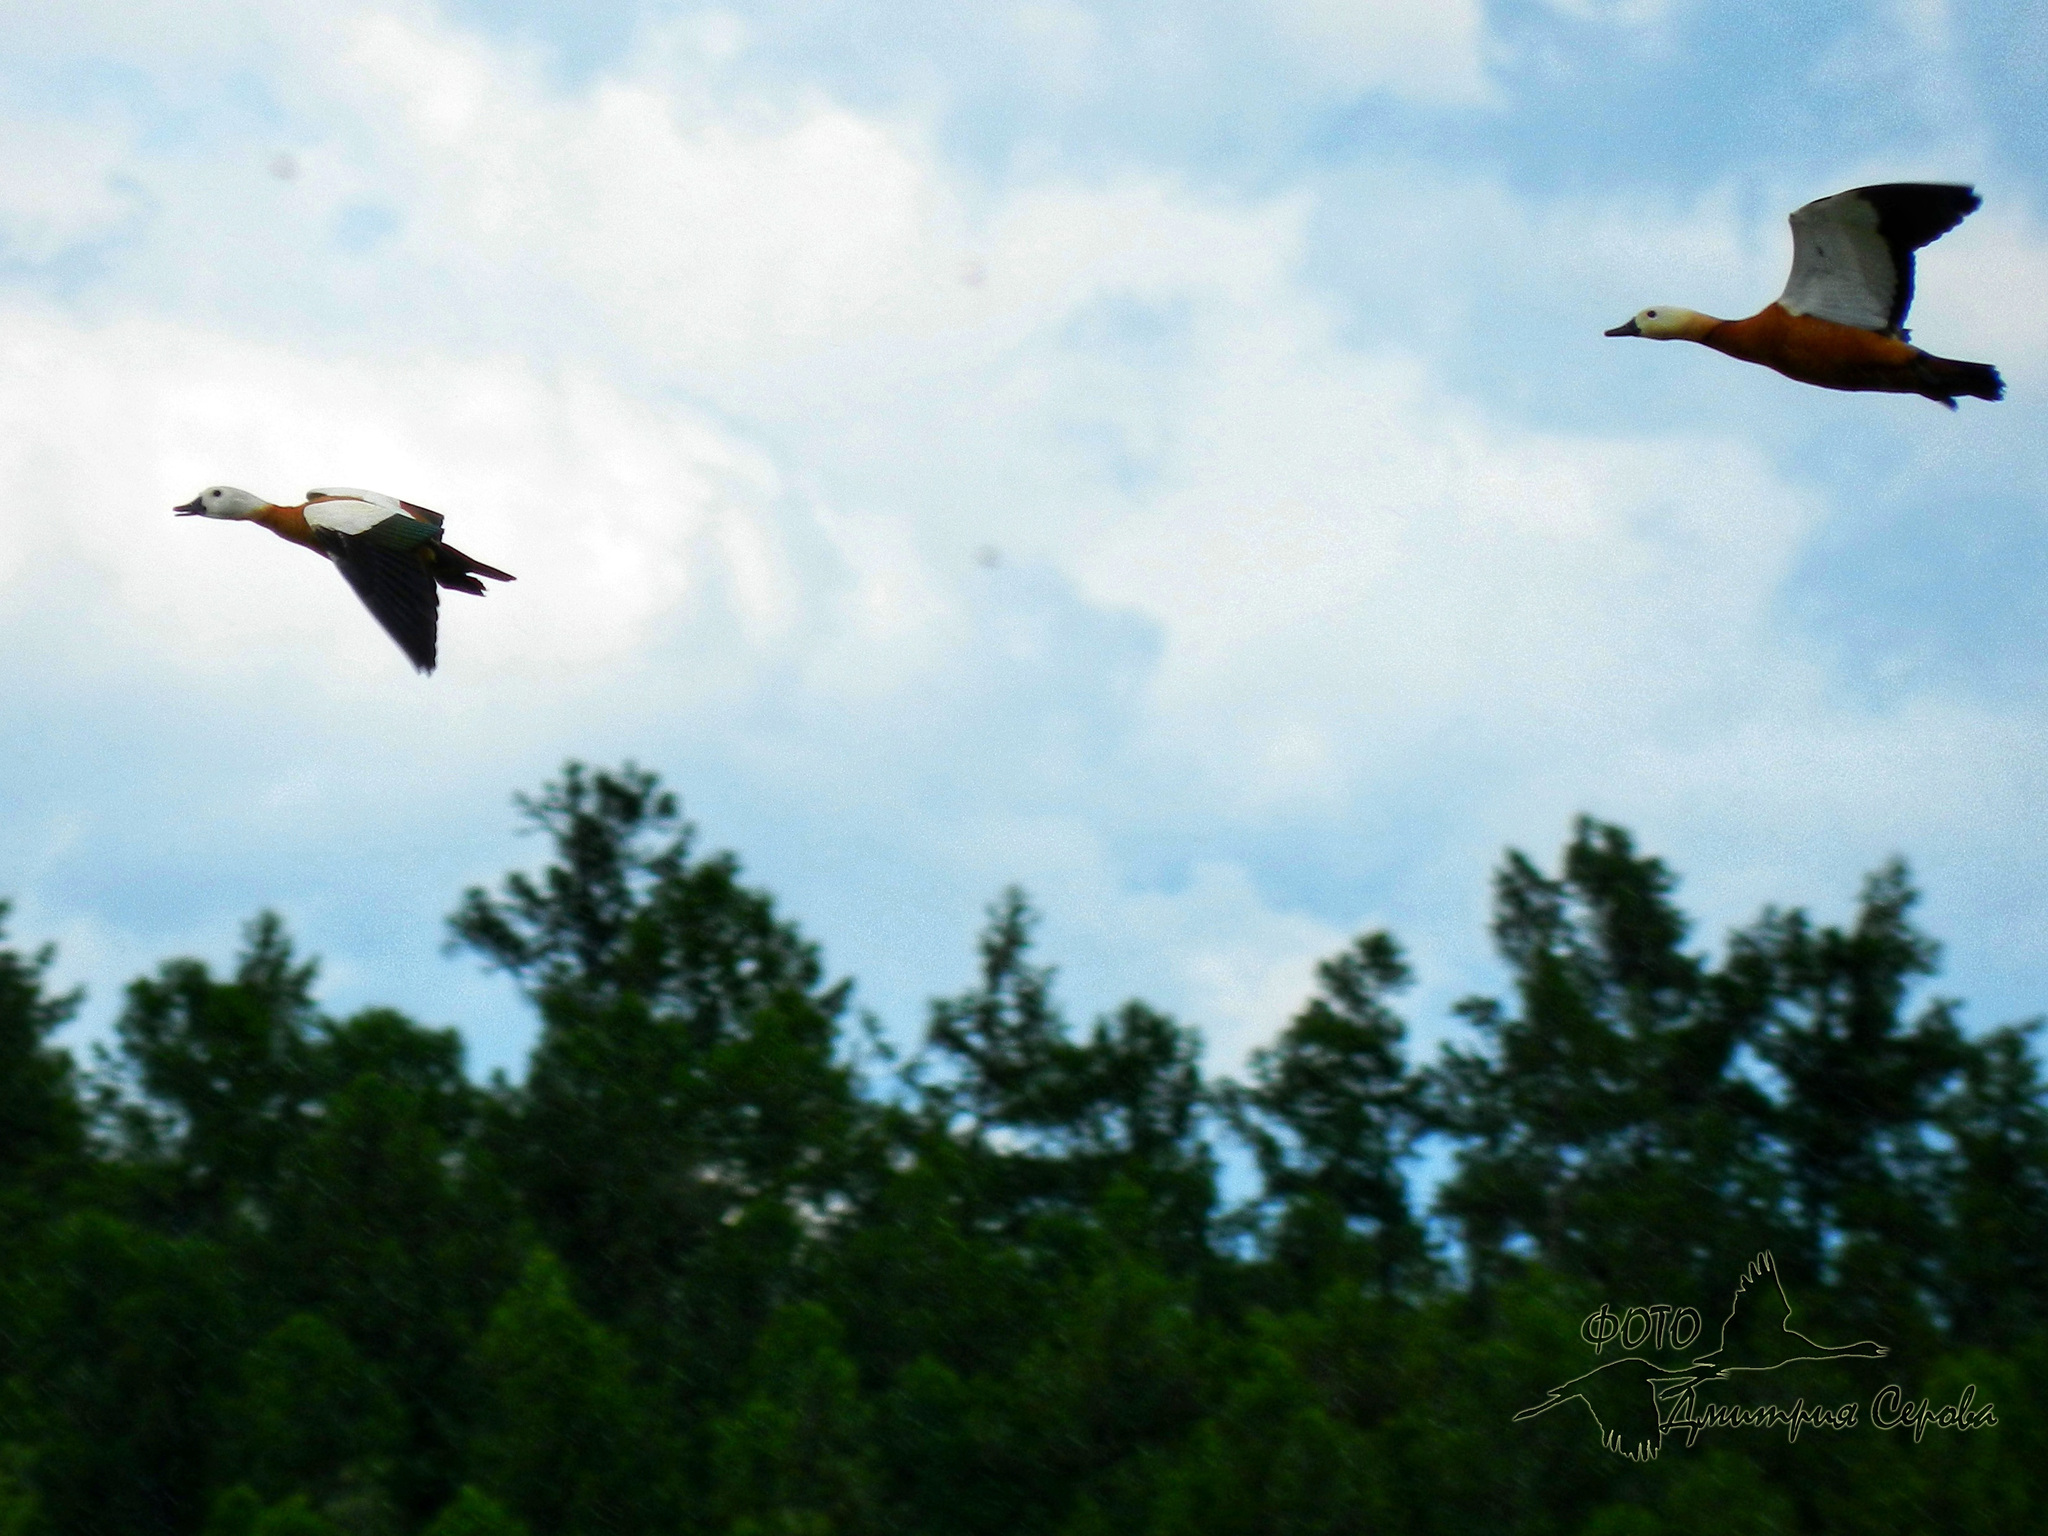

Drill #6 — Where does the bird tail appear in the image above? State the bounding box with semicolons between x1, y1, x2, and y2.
429;541;516;594
1913;353;2004;409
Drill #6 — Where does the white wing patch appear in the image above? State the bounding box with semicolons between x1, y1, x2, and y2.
1777;190;1899;333
307;487;405;514
303;497;401;536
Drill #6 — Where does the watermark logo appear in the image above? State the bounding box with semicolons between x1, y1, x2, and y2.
1513;1251;1994;1461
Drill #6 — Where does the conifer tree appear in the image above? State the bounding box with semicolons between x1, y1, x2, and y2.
0;902;83;1226
1224;929;1428;1298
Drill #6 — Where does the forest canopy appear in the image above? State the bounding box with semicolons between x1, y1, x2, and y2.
1;761;2043;1535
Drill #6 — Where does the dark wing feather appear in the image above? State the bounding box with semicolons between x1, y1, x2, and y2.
433;567;488;596
313;527;440;673
1850;183;1980;333
433;539;515;586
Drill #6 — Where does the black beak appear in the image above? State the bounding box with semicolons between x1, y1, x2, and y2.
173;498;205;515
1604;318;1642;338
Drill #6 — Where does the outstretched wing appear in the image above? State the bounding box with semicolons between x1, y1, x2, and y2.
308;486;398;509
307;486;445;527
1696;1250;1888;1378
1779;183;1979;336
305;497;442;672
1513;1357;1676;1462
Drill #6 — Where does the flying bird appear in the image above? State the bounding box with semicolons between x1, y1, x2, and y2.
1686;1250;1889;1384
1512;1355;1690;1462
1605;182;2003;408
174;486;513;673
1514;1251;1889;1461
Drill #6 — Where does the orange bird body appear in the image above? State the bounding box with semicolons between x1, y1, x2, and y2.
1606;182;2002;408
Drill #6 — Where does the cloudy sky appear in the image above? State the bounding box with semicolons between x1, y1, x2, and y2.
4;0;2046;1084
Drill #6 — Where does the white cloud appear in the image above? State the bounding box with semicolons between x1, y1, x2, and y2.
1112;860;1352;1068
0;116;139;264
1920;199;2048;373
1263;0;1493;104
332;11;958;371
1537;0;1671;22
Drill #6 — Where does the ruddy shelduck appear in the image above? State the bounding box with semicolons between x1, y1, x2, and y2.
174;486;513;673
1606;183;2003;408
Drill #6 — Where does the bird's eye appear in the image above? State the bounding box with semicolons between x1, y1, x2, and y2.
1647;310;1659;318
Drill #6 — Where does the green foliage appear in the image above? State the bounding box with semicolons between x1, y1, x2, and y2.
246;1495;343;1536
64;917;521;1530
1224;929;1429;1299
449;762;832;1021
258;1020;523;1522
1008;1251;1209;1518
201;1485;264;1536
1652;1451;1795;1536
222;1314;402;1518
1746;859;1970;1328
712;1303;875;1536
418;1487;529;1536
1427;819;1795;1299
915;889;1216;1268
0;1444;39;1536
5;1212;237;1534
3;770;2046;1534
108;910;324;1226
0;902;83;1221
198;1486;364;1536
1939;1022;2048;1346
470;1250;667;1535
1145;1332;1396;1536
449;762;863;1411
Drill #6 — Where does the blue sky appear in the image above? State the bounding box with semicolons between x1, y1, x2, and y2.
3;0;2045;1084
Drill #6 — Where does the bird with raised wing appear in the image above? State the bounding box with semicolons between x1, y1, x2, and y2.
1605;182;2003;408
1514;1250;1889;1461
174;486;514;673
1686;1250;1889;1384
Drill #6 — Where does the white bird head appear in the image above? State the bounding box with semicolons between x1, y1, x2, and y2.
173;486;271;520
1605;306;1713;341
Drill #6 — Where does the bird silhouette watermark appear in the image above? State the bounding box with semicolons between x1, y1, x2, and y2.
1513;1251;1994;1460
